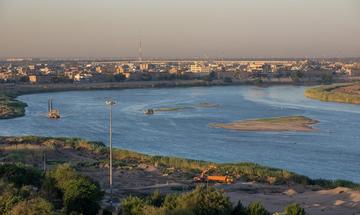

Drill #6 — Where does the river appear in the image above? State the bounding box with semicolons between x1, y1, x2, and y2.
1;85;359;182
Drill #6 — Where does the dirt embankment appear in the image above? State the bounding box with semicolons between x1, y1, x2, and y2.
210;116;318;132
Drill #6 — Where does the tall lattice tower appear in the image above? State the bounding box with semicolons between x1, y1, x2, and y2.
138;40;143;62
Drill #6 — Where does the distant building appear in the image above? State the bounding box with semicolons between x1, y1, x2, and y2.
349;69;360;77
140;63;149;71
262;64;272;73
169;67;178;74
96;66;103;73
29;75;54;84
190;64;210;73
0;71;14;81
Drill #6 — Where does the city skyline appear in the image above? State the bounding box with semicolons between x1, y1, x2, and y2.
1;0;360;58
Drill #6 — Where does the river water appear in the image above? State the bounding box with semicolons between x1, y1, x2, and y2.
1;86;359;182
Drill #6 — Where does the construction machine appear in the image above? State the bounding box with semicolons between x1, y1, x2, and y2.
193;165;233;184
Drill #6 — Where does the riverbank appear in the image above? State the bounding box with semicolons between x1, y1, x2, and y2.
0;136;358;189
210;116;318;132
1;136;359;214
305;83;360;105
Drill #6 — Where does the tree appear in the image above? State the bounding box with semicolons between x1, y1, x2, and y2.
247;202;270;215
203;71;217;82
113;73;126;82
254;78;263;85
320;73;333;84
176;186;232;215
121;186;232;215
141;73;152;81
63;177;103;215
232;200;247;215
18;76;29;83
0;164;42;188
10;197;54;215
50;164;103;215
290;71;304;82
223;77;233;83
284;203;306;215
0;191;23;215
50;164;79;189
40;175;62;206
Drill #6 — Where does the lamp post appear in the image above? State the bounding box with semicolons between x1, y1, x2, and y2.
105;99;116;207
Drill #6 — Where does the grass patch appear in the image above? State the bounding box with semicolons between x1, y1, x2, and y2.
0;94;27;119
253;116;312;123
305;83;360;104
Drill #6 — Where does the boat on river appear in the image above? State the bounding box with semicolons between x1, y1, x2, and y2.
48;98;60;119
144;109;154;115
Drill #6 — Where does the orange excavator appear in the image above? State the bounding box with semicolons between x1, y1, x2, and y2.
193;165;233;184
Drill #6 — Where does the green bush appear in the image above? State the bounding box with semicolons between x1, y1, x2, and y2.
0;163;105;214
284;203;306;215
10;197;54;215
0;164;43;188
232;201;247;215
50;164;103;215
122;196;146;215
63;177;103;215
121;186;233;215
147;190;165;207
177;186;232;215
246;202;270;215
0;191;23;215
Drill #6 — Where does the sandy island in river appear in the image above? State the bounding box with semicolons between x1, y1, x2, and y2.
210;116;318;132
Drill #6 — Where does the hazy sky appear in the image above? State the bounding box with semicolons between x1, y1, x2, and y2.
0;0;359;58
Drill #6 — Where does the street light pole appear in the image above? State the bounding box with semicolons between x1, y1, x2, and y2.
106;99;116;207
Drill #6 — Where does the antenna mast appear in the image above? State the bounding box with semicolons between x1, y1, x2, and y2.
138;40;143;62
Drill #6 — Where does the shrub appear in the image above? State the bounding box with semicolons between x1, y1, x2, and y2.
232;201;247;215
121;186;232;215
176;186;232;215
247;202;270;215
147;190;165;207
63;177;103;215
0;191;23;215
10;197;54;215
284;203;306;215
122;196;146;215
50;164;103;215
0;164;43;188
50;164;80;189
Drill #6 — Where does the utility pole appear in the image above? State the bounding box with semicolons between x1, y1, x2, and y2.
43;151;46;172
105;99;116;207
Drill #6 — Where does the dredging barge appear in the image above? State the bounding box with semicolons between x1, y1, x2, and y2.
48;98;60;119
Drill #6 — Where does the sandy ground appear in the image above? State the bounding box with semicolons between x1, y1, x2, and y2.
210;116;318;132
222;182;360;215
89;167;360;214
